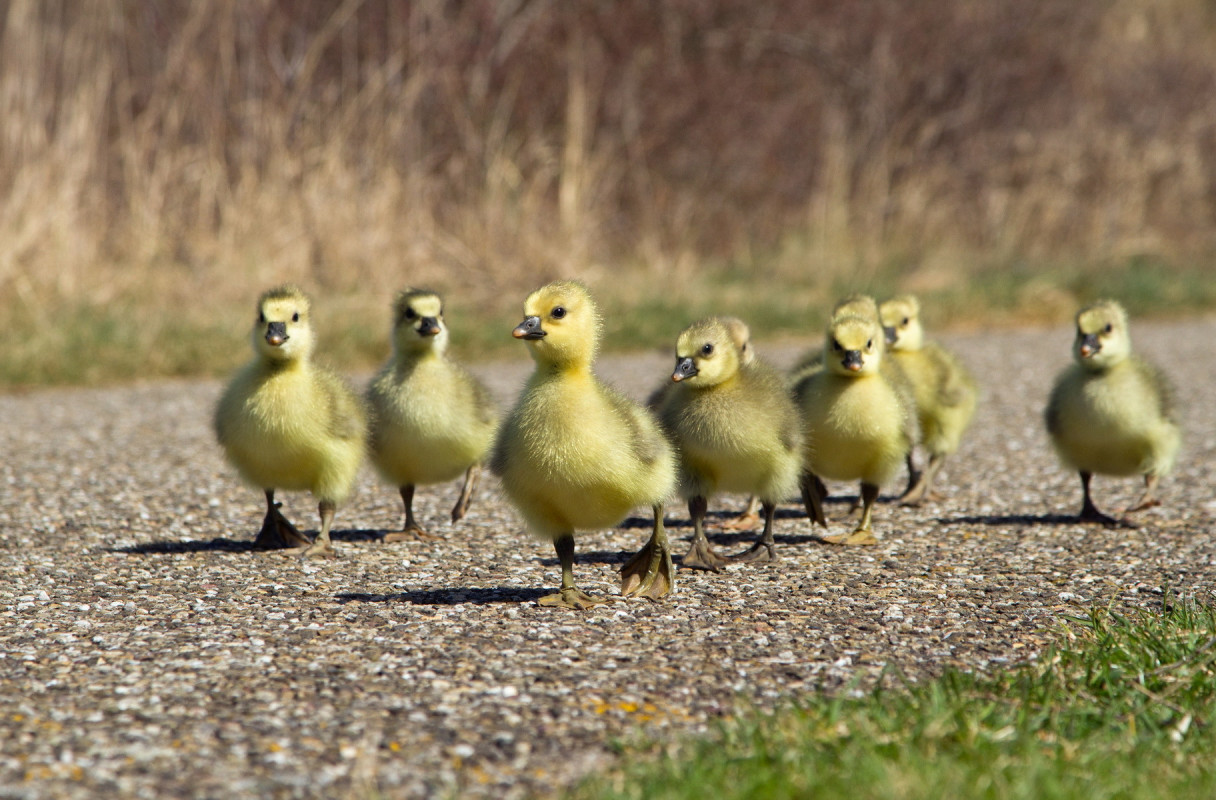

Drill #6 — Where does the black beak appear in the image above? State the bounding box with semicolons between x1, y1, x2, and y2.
841;350;863;371
513;316;546;340
1078;333;1101;358
418;317;441;337
672;356;698;382
265;321;289;346
883;326;897;345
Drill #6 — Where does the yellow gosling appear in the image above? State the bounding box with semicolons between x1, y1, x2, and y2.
880;294;978;505
366;289;499;540
656;317;803;570
793;309;914;545
1045;300;1180;526
215;285;367;557
648;316;763;531
491;281;677;609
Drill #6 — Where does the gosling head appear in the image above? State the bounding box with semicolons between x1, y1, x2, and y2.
826;314;883;377
392;288;448;356
718;316;754;365
672;317;743;388
513;280;601;369
1073;300;1131;371
831;293;881;324
879;295;923;351
252;285;314;363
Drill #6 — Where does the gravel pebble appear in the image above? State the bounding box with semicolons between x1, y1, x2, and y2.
1;318;1214;798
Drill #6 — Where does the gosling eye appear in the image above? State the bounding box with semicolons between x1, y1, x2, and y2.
551;306;566;320
291;312;299;322
1103;323;1113;334
866;339;873;350
701;342;714;356
258;311;266;323
902;317;910;326
832;339;843;352
404;308;417;320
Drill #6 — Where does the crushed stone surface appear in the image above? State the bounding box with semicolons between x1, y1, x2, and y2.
2;317;1214;798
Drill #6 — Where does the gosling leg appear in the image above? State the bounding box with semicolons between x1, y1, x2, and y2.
729;500;778;563
539;534;607;610
300;500;339;558
253;489;312;550
450;462;482;523
383;485;437;542
800;471;828;527
823;483;879;546
680;495;727;572
899;451;924;504
1077;471;1127;527
1124;473;1162;514
621;504;676;600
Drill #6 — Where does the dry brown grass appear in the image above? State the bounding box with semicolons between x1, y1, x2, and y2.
2;1;1216;385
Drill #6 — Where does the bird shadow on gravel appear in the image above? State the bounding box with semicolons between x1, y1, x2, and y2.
936;513;1084;527
336;588;549;605
110;528;385;554
110;538;263;554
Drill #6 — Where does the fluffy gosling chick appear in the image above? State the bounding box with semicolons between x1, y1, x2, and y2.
1045;300;1180;526
656;317;803;570
793;310;914;545
215;285;368;557
491;281;677;609
647;316;763;530
880;294;978;505
366;289;498;540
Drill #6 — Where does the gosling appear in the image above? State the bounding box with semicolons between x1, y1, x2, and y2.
491;281;677;609
655;317;803;570
879;294;978;505
793;309;914;545
1045;300;1180;526
647;316;763;531
366;289;498;540
215;285;367;557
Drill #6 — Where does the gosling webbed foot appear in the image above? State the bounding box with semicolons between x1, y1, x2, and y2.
898;479;929;507
681;536;727;572
253;502;312;550
297;539;338;558
538;587;609;610
1122;498;1160;514
821;529;879;546
621;543;675;601
383;524;439;543
1078;505;1137;529
712;510;760;532
728;540;777;563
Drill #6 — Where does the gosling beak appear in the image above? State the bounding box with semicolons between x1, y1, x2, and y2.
513;316;546;340
671;356;698;382
417;317;441;337
1078;333;1101;358
842;350;863;372
883;326;897;345
265;321;289;347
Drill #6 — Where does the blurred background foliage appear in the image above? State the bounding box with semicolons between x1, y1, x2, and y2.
2;0;1215;385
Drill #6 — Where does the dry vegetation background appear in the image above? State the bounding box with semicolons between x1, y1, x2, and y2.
2;0;1216;384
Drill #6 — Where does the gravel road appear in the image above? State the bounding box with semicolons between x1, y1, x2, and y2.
2;317;1214;799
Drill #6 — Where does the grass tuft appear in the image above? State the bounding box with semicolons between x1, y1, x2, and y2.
573;595;1216;800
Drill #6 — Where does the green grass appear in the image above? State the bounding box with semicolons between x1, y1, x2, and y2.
2;256;1214;389
572;596;1216;800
